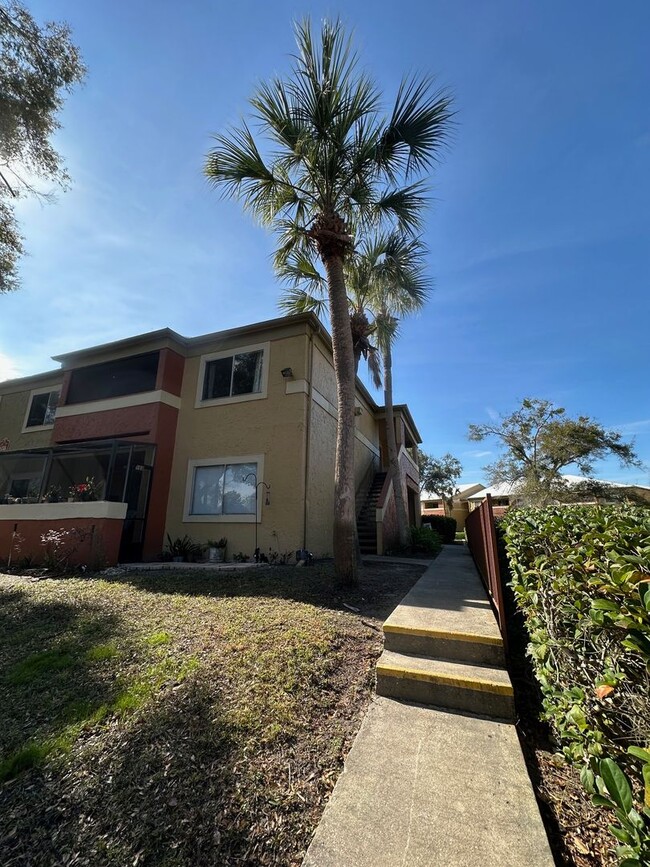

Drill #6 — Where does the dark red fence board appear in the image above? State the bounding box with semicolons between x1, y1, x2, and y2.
465;494;507;651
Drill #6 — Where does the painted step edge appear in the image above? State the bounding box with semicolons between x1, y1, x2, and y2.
376;661;514;697
383;623;503;647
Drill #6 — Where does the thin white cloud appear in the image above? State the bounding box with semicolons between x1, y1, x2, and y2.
0;352;21;382
614;419;650;434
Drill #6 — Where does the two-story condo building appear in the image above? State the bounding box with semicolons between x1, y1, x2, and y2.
0;313;421;566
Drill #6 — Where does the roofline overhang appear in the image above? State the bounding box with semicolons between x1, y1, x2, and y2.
2;312;395;414
375;403;422;444
0;368;63;394
51;313;326;364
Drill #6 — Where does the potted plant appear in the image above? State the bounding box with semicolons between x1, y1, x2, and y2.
206;538;227;563
44;485;64;503
69;476;101;502
166;534;200;562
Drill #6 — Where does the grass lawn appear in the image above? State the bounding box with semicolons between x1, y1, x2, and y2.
0;560;425;866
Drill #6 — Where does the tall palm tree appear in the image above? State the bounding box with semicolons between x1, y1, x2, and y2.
204;18;452;583
281;232;430;550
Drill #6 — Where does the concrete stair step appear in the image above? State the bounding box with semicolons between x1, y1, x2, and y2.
376;649;514;721
383;623;505;666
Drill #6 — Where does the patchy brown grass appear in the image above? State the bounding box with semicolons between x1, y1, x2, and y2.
0;560;424;866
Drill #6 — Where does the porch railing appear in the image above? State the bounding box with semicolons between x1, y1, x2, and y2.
465;493;507;650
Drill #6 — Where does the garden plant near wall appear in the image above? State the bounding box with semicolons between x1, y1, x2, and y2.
503;505;650;865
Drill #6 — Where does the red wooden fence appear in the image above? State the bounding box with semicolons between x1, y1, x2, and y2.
465;493;507;650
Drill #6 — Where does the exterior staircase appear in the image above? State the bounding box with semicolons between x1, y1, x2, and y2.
357;472;386;555
376;546;515;720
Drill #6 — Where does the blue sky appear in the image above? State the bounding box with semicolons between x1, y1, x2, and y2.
2;0;649;485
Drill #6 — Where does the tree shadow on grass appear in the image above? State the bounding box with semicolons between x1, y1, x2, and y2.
100;561;425;622
0;670;305;867
0;583;129;769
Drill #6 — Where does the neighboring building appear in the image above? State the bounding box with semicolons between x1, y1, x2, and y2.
465;482;516;517
421;483;485;529
0;313;421;566
466;475;650;515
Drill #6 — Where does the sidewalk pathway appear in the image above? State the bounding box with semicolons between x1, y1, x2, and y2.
303;546;554;867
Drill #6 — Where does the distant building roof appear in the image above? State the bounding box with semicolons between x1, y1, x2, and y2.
466;482;516;501
466;474;650;501
421;483;484;501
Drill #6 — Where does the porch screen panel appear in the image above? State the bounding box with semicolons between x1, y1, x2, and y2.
66;352;159;404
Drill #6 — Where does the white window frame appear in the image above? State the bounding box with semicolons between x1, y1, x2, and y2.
183;454;265;523
195;341;270;408
22;386;61;433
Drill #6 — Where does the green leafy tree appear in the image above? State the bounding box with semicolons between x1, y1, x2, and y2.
418;451;463;515
0;1;86;292
281;232;430;549
469;397;642;506
204;18;452;583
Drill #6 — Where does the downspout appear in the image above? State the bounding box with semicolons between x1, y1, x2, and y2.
302;325;315;550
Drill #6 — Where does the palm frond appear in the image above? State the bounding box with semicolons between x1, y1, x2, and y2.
251;77;307;155
277;248;326;290
372;181;429;234
204;18;453;289
377;77;454;178
366;345;383;389
205;124;297;223
374;310;400;352
278;286;328;317
272;220;312;270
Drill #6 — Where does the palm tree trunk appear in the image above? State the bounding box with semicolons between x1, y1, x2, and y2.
323;253;358;585
382;339;410;548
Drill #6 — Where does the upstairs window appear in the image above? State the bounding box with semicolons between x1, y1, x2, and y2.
25;389;59;428
197;343;268;406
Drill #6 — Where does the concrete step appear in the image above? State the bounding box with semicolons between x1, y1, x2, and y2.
376;649;515;721
383;623;505;666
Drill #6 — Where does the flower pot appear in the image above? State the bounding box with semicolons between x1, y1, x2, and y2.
208;547;225;563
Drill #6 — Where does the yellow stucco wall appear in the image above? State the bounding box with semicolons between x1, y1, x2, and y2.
0;375;63;450
305;339;380;555
165;332;309;559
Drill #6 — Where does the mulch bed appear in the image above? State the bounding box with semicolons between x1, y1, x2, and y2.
0;559;425;867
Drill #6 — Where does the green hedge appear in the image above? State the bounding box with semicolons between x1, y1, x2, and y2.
503;505;650;864
422;515;457;544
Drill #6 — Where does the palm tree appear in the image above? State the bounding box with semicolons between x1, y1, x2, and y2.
204;18;452;583
281;232;430;550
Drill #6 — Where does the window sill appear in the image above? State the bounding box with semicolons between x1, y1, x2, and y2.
194;391;266;409
21;423;55;434
182;513;257;523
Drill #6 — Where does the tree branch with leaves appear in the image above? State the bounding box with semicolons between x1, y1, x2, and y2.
418;451;463;515
0;0;85;292
469;398;643;506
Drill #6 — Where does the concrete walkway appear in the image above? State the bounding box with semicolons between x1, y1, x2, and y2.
302;546;554;867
